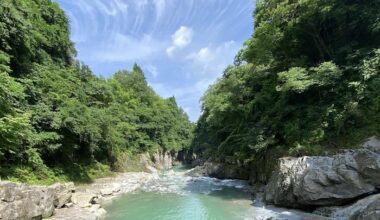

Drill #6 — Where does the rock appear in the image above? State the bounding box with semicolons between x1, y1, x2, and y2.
85;204;107;219
71;193;97;208
95;208;107;218
100;188;114;196
361;136;380;154
64;202;73;208
265;137;380;208
48;206;98;220
140;151;173;172
145;165;159;174
150;151;173;170
0;181;55;220
50;182;75;208
330;194;380;220
92;195;105;205
100;184;121;196
185;162;250;180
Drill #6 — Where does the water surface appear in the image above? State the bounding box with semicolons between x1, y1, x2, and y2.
104;168;316;220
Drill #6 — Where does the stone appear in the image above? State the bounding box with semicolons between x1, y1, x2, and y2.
100;188;114;196
50;182;75;208
0;181;55;220
265;137;380;208
48;206;98;220
185;162;250;180
92;195;105;205
330;194;380;220
64;202;73;208
71;193;97;208
100;184;121;196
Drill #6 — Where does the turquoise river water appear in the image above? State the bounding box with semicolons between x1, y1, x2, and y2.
104;166;312;220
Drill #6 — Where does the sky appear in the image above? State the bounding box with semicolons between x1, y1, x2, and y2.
54;0;254;121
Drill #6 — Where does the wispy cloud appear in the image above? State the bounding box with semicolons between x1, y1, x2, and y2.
166;26;194;58
90;33;165;62
55;0;253;121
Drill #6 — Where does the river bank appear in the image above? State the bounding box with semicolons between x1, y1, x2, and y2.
0;168;326;220
1;137;379;220
187;137;380;219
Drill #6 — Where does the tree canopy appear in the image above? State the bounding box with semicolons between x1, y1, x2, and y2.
193;0;380;163
0;0;193;183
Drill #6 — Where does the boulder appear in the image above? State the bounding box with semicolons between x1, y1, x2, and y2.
71;193;97;208
49;182;75;208
329;194;380;220
265;137;380;208
0;182;55;220
185;162;250;180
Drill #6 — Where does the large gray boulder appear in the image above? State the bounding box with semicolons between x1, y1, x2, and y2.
265;137;380;208
0;182;55;220
49;182;75;208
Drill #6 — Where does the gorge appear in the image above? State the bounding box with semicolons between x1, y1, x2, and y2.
1;0;380;219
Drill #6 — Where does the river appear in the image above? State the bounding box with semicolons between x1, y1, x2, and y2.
103;166;316;220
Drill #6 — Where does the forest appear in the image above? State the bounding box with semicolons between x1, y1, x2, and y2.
192;0;380;167
1;0;380;184
0;0;193;183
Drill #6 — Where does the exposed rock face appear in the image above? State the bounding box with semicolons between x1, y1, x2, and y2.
186;161;250;180
140;151;174;172
322;194;380;220
0;182;55;220
151;151;173;170
50;182;75;208
265;137;380;208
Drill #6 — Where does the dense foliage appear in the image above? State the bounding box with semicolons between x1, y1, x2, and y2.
193;0;380;162
0;0;193;183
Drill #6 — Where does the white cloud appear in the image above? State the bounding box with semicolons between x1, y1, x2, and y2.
152;0;167;22
166;26;194;57
172;26;193;47
186;41;240;76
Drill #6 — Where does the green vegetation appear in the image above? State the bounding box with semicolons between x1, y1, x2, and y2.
193;0;380;164
0;0;193;184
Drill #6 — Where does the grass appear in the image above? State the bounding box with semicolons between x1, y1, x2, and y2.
0;161;114;185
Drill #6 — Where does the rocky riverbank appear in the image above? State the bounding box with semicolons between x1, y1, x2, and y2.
0;172;159;220
189;137;380;219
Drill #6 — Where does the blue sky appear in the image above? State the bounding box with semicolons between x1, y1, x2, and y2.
54;0;254;121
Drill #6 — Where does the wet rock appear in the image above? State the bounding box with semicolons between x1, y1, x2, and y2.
265;137;380;208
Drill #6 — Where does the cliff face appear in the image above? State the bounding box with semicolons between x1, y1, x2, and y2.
139;151;175;173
